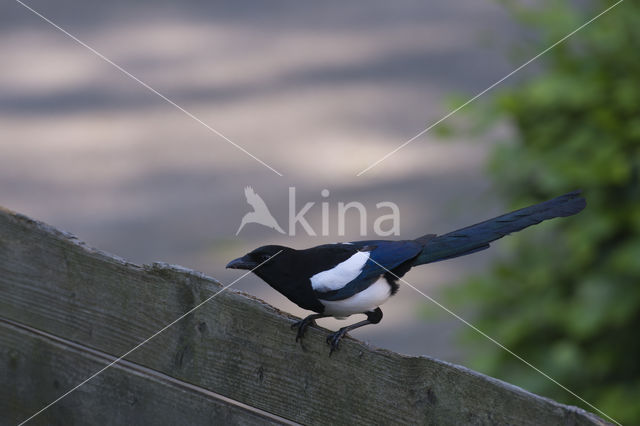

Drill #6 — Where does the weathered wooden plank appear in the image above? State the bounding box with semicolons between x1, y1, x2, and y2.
0;207;611;425
0;318;291;426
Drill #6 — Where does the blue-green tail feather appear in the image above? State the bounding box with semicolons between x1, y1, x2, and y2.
412;191;586;266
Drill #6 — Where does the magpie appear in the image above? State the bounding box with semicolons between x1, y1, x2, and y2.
227;191;585;354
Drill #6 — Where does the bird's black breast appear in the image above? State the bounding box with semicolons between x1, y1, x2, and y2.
253;245;359;313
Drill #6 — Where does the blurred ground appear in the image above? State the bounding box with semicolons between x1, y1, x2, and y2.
0;0;525;362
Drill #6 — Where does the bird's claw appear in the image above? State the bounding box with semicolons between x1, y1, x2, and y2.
326;329;347;356
291;318;316;342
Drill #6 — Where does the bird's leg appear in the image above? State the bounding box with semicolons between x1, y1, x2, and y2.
326;308;383;355
291;313;327;342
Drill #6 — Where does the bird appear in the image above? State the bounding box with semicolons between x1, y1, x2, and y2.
236;186;285;235
227;191;586;354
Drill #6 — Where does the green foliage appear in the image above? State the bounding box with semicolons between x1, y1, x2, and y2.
450;1;640;423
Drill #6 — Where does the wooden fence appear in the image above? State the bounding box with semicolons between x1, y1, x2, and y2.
0;207;610;425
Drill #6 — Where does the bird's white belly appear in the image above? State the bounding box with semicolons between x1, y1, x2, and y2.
320;276;391;317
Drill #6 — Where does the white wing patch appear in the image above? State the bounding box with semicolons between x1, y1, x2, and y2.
310;251;370;293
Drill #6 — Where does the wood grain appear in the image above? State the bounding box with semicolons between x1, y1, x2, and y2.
0;318;291;425
0;207;611;425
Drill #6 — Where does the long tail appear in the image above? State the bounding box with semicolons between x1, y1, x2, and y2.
412;191;586;266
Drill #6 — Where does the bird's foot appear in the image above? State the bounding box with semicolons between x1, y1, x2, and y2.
291;318;316;342
326;329;348;356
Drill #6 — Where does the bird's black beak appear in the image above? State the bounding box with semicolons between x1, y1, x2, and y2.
226;255;257;270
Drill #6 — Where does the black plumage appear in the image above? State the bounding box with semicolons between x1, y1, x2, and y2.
227;191;586;354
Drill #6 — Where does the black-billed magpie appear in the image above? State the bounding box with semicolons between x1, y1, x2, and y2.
227;191;585;354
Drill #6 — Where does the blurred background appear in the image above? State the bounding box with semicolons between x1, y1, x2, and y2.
1;0;637;422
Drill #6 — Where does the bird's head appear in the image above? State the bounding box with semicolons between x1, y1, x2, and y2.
226;245;292;273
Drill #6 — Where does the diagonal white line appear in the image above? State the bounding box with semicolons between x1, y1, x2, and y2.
356;0;624;176
366;257;621;426
18;251;282;426
14;0;283;177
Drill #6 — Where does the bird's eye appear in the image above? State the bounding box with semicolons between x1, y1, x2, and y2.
258;254;273;263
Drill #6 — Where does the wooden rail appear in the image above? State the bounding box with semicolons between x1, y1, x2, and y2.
0;207;610;425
